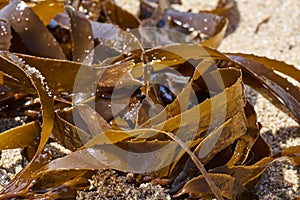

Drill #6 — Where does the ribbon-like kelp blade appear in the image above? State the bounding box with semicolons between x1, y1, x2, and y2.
173;173;235;199
91;21;143;63
0;121;39;150
13;53;136;96
166;9;228;48
193;111;247;165
17;53;87;94
21;170;94;199
0;0;66;59
139;1;229;48
0;52;54;197
9;128;222;199
206;0;240;35
225;53;300;123
66;6;94;63
102;0;141;30
76;104;111;137
142;63;245;129
51;12;143;63
226;102;261;166
176;143;299;199
182;45;300;123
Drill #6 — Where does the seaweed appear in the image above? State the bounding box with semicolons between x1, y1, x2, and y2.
0;0;299;199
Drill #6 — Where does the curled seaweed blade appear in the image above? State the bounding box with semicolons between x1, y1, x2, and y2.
90;21;143;63
207;0;240;35
66;6;94;64
0;52;54;196
225;53;300;123
0;121;39;150
169;110;247;193
210;157;274;198
16;53;105;95
143;67;245;141
193;110;247;165
0;0;66;59
166;9;228;48
20;170;94;199
178;140;272;200
226;102;261;166
53;110;90;150
102;0;141;30
79;128;224;199
139;1;228;48
52;10;144;63
0;53;33;89
161;131;224;199
173;173;235;199
0;73;34;94
177;143;298;200
76;104;111;137
14;54;138;100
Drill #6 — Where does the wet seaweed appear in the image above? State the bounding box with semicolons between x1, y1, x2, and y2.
0;0;299;199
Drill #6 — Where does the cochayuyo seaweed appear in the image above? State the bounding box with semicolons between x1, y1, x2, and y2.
0;0;299;199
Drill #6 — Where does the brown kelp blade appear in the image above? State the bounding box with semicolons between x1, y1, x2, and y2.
28;44;248;198
102;0;141;30
0;19;11;51
52;11;144;63
1;168;94;199
166;9;228;48
206;0;240;35
173;173;235;199
0;121;39;150
14;128;223;199
176;146;289;199
0;0;66;59
66;6;94;63
0;52;55;195
15;53;137;96
184;45;300;123
76;104;111;137
140;0;228;48
193;110;247;165
225;53;300;123
226;102;261;166
90;21;143;59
